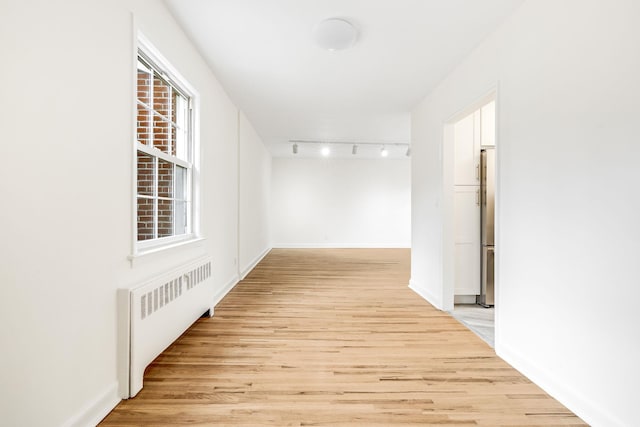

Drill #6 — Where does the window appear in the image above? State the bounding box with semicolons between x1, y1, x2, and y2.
135;43;196;252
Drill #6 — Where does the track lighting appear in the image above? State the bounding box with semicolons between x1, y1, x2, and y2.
287;140;409;158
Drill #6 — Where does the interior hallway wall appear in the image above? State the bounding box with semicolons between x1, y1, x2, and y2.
239;111;272;277
271;158;411;248
0;0;270;425
410;1;639;425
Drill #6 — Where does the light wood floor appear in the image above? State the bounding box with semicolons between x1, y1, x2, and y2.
101;249;585;426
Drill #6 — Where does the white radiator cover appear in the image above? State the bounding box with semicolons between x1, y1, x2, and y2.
118;256;214;398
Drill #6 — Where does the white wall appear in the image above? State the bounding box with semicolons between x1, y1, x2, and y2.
0;0;270;425
411;1;640;426
272;158;410;248
239;112;272;277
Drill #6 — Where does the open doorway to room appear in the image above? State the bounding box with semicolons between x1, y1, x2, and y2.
442;93;496;347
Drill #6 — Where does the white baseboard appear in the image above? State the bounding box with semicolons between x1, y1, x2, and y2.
62;382;120;427
497;342;623;427
212;247;271;307
408;279;443;310
240;247;271;279
273;243;411;249
213;274;239;307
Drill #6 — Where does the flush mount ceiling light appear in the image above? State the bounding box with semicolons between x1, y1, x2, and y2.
314;18;358;51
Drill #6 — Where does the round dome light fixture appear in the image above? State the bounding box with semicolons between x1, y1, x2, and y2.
314;18;358;51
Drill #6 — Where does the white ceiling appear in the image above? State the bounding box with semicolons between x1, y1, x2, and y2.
164;0;524;158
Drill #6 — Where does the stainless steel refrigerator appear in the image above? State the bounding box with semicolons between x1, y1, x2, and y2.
478;148;495;307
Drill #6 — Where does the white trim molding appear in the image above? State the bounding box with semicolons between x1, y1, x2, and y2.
273;243;411;249
213;274;240;307
497;343;623;427
212;248;272;306
240;247;271;280
62;382;120;427
408;279;443;310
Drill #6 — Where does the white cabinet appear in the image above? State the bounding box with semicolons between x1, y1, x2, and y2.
453;101;495;297
454;111;481;185
454;186;481;295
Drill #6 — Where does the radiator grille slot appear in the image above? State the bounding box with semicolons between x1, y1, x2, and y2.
140;261;211;320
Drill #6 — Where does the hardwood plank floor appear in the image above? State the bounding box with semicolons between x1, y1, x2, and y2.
101;249;585;426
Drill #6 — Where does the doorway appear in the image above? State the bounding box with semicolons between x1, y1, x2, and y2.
442;92;497;347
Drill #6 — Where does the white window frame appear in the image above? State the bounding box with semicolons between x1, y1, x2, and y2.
132;33;201;257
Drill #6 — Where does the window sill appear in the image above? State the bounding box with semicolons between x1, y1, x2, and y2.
128;236;206;265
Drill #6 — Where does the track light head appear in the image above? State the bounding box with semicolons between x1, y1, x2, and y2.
293;143;298;154
321;146;330;157
405;147;411;157
352;144;358;155
380;146;389;157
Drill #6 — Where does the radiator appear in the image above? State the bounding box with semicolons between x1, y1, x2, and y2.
118;256;214;398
